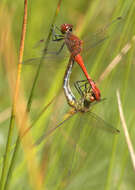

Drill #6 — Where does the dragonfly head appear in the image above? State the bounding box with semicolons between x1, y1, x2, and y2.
84;84;97;103
83;90;96;110
61;24;73;34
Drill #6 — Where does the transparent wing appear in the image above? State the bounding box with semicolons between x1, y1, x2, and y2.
86;111;120;134
23;17;123;65
23;52;68;65
35;110;77;146
23;39;69;65
82;17;123;55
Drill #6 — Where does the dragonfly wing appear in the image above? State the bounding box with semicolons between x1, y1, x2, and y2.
23;38;69;65
82;17;123;56
35;110;77;146
23;57;43;65
82;34;109;54
86;111;120;134
23;50;69;65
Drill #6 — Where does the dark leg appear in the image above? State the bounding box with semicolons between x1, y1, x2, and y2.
76;80;88;89
46;42;65;55
74;79;92;97
78;80;95;93
74;80;88;97
74;81;83;97
51;25;64;41
52;38;64;41
55;42;65;55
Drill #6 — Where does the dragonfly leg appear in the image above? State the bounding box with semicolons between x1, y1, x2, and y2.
46;42;65;55
55;42;65;55
84;82;89;93
52;38;64;41
74;79;93;97
75;80;89;88
74;81;83;97
74;80;88;97
51;25;64;41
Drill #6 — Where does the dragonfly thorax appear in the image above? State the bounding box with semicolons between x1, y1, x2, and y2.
75;99;90;113
64;33;83;56
75;94;95;113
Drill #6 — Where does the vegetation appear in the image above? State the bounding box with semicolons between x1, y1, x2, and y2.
0;0;135;189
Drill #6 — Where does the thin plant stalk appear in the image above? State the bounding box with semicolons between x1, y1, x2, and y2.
117;90;135;170
98;35;135;83
3;0;63;190
0;1;28;190
0;96;56;166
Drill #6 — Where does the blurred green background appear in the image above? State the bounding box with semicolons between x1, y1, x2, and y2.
0;0;135;189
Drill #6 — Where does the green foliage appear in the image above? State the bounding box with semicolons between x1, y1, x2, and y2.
0;0;135;189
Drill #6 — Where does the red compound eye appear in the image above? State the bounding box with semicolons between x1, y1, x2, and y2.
60;24;73;34
90;95;96;102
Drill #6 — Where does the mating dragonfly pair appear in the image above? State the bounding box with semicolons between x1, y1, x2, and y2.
53;23;101;101
25;18;121;138
51;22;120;134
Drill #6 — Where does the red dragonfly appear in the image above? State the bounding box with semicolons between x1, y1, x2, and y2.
59;23;101;100
24;17;122;101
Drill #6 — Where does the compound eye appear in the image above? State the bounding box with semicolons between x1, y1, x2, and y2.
90;96;95;102
90;92;96;102
69;27;72;32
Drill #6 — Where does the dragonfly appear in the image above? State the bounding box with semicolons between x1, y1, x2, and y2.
36;57;119;146
24;17;122;101
63;57;119;134
53;23;101;100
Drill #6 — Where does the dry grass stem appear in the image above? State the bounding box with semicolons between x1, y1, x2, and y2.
98;35;135;83
116;90;135;171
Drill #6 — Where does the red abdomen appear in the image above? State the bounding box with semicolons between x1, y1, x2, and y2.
74;54;101;101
